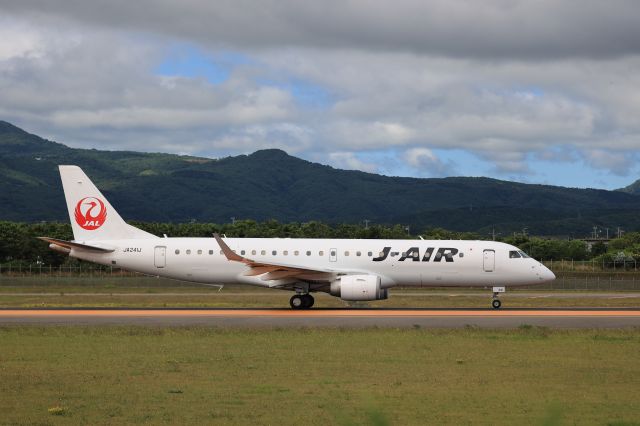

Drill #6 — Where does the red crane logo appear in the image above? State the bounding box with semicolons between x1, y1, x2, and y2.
74;197;107;230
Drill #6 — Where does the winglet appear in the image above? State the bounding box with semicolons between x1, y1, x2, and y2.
213;233;246;263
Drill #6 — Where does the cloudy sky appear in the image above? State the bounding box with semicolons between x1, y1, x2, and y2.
1;1;639;189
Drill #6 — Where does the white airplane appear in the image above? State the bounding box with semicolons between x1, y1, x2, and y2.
40;166;555;309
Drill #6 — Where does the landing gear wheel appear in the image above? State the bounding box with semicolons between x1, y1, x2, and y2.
290;294;314;309
303;294;314;308
492;299;502;309
290;295;304;309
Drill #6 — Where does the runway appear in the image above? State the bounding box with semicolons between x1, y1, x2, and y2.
3;291;639;298
1;308;640;328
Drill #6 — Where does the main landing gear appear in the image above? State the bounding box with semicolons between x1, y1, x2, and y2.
491;286;505;309
290;294;314;309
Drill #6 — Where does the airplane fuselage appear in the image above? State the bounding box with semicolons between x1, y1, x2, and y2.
70;237;553;289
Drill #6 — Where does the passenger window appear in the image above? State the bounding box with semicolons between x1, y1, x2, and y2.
306;251;311;256
331;250;336;256
509;251;521;258
378;251;385;257
197;249;202;255
186;249;191;255
344;251;350;256
241;250;245;255
368;251;372;257
459;252;464;258
294;250;299;256
356;251;361;256
209;250;213;255
272;250;277;256
261;250;266;255
319;251;324;256
175;249;180;255
219;250;223;255
251;250;256;255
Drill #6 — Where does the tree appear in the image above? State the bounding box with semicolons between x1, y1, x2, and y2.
591;241;607;257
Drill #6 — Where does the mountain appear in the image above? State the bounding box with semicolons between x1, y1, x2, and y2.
2;120;640;236
618;179;640;195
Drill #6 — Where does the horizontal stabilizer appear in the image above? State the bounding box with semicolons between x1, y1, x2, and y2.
38;237;115;253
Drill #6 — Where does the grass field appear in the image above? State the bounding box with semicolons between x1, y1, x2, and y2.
1;326;639;425
1;276;640;309
3;292;640;309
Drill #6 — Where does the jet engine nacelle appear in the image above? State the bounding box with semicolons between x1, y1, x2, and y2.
330;274;388;301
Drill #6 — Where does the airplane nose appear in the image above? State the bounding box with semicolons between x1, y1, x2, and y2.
532;262;555;283
541;265;556;282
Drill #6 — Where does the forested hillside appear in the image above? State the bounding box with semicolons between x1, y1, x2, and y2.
619;179;640;195
1;120;639;235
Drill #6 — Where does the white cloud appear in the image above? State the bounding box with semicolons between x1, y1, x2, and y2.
208;123;313;154
3;1;640;59
327;152;378;173
0;19;46;60
482;150;532;175
0;4;639;186
583;150;635;176
403;147;455;177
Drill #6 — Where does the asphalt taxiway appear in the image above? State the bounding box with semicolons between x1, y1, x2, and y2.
1;308;639;328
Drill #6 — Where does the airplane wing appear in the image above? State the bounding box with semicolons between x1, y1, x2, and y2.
213;233;339;283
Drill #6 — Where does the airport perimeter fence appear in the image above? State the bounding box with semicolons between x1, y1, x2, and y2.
519;275;640;291
541;259;638;273
0;263;139;278
1;262;640;291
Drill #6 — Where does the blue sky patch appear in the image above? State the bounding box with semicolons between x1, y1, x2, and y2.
257;77;334;109
155;45;252;84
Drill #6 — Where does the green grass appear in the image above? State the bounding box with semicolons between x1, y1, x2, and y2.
2;292;640;309
1;276;640;308
0;276;219;293
1;326;639;425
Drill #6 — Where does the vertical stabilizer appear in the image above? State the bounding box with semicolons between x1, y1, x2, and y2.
59;165;157;241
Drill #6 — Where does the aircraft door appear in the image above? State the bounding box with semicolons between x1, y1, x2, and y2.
154;246;166;268
483;249;495;272
329;248;337;262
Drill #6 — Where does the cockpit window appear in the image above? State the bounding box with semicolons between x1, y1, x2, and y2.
518;251;531;258
509;250;521;258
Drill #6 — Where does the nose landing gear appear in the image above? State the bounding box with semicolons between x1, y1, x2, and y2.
491;286;505;309
290;293;314;309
